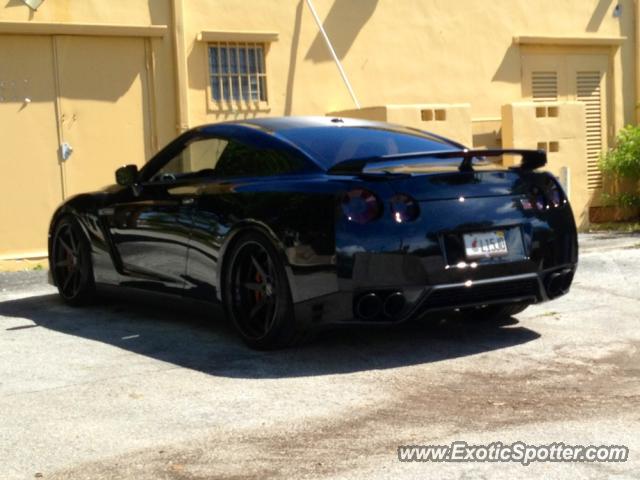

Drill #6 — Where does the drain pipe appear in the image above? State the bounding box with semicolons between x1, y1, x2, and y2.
171;0;190;133
304;0;361;109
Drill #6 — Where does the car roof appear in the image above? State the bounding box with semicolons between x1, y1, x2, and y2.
140;116;465;179
190;116;464;170
207;115;462;147
237;115;391;132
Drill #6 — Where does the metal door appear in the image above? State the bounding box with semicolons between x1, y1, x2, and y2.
54;35;152;197
0;35;63;258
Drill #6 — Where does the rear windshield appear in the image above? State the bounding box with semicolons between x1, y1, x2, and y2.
276;126;458;168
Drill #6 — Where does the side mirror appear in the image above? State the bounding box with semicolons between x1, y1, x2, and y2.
115;164;139;186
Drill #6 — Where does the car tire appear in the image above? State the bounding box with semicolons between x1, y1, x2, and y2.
222;231;301;350
50;216;96;306
463;302;529;322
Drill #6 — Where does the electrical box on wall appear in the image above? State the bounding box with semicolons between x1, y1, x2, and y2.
22;0;44;11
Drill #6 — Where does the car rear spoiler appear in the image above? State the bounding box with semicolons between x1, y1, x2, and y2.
327;149;547;175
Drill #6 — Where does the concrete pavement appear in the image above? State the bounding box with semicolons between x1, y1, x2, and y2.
1;234;639;479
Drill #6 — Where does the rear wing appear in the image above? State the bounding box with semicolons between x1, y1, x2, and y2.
327;148;547;175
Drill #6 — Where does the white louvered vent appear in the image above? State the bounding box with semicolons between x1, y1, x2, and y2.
576;71;604;190
531;71;558;102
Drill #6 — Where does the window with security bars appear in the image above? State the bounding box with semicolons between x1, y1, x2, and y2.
209;42;268;104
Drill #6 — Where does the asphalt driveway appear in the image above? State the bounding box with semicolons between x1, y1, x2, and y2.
1;233;639;479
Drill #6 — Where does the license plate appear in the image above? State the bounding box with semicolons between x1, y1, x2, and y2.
463;231;508;259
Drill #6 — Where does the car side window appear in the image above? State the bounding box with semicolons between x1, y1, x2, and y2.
151;137;229;182
214;139;306;178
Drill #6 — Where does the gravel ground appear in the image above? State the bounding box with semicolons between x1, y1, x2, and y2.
1;233;639;479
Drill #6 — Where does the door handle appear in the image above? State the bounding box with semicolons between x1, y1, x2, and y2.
181;198;195;205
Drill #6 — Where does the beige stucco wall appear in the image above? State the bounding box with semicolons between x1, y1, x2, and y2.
0;1;157;23
1;0;635;143
0;0;178;148
0;0;638;261
329;104;473;146
502;102;590;228
182;0;635;133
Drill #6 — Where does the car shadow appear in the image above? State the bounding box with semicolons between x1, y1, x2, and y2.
0;291;540;379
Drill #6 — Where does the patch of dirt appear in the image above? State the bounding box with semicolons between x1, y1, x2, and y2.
47;341;640;480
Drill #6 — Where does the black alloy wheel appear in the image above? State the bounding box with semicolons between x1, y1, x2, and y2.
224;232;298;349
51;217;95;305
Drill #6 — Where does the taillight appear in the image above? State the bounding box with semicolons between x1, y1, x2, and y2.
341;189;382;224
529;178;566;211
546;180;565;207
531;185;548;210
390;194;420;223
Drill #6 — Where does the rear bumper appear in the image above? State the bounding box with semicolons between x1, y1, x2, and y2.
412;265;573;313
291;188;578;327
293;263;576;327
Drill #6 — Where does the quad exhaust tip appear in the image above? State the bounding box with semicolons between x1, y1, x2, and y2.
355;293;382;320
546;268;573;299
383;291;406;317
355;291;406;320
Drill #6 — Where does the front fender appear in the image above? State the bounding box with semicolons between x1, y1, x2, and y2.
47;193;111;279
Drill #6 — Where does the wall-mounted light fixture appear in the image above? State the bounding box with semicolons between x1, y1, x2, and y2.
613;3;622;18
22;0;44;11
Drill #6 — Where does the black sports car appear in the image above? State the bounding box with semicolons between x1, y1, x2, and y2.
48;116;578;349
